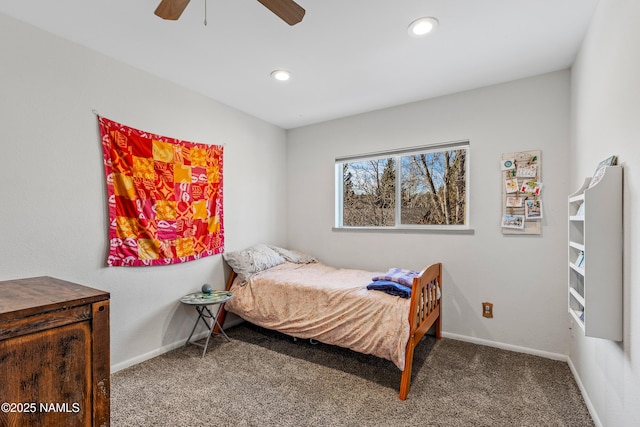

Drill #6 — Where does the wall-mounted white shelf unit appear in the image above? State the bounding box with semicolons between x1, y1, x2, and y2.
568;165;622;341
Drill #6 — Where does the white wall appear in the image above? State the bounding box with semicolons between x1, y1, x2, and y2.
569;0;640;426
0;14;288;370
287;71;571;357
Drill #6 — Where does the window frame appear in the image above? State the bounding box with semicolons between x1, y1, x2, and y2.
334;140;471;232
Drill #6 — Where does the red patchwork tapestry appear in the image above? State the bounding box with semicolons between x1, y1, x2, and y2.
99;116;224;266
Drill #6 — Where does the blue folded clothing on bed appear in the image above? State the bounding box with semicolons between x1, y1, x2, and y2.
371;268;421;287
366;280;412;299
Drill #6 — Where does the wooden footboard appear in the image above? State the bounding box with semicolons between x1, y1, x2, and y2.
399;262;442;400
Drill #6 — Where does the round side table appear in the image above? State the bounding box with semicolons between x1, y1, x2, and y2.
180;290;233;358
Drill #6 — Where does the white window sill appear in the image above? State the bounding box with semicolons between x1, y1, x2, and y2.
332;226;475;235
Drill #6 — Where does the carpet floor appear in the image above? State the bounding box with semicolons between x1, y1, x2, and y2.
111;323;593;426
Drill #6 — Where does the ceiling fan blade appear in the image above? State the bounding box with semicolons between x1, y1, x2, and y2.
154;0;191;20
256;0;306;26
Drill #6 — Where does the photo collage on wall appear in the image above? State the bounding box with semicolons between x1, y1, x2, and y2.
501;150;542;234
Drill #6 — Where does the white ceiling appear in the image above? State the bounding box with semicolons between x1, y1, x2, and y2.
0;0;599;129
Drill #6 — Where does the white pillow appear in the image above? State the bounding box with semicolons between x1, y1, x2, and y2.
268;245;317;264
223;244;286;282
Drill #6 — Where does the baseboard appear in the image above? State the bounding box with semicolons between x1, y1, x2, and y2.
441;332;567;361
567;357;603;427
110;331;206;373
111;317;245;374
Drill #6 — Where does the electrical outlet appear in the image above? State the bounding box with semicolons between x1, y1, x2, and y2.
482;302;493;318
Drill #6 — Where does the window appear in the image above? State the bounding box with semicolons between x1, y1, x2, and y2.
335;141;469;230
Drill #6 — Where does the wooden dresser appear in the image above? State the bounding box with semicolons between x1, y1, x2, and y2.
0;276;110;427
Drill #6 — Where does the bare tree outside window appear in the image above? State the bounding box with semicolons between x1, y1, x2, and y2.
400;149;466;225
338;143;468;228
342;158;396;226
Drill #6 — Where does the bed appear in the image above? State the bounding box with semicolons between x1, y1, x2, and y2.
218;244;442;400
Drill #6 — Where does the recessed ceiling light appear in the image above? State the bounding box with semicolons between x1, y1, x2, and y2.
271;70;291;81
408;17;439;37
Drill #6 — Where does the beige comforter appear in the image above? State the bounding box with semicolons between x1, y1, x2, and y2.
225;262;411;370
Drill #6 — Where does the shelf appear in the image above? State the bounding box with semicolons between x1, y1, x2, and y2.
569;263;585;276
569;308;585;330
569;287;585;306
569;194;585;203
569;241;585;251
567;166;622;341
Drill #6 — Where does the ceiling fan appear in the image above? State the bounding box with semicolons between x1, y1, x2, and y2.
154;0;305;26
